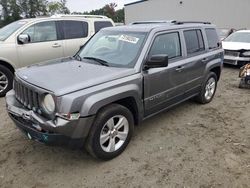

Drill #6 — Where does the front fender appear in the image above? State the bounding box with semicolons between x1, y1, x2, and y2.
80;84;142;116
0;57;17;69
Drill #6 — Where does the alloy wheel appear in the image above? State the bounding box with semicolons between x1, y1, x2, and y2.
0;71;8;93
100;115;129;153
204;77;216;101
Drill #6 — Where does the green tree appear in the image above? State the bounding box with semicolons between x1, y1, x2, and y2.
25;0;48;18
79;3;125;23
10;0;21;20
103;3;116;19
0;0;10;20
115;8;124;23
0;0;71;27
48;0;70;15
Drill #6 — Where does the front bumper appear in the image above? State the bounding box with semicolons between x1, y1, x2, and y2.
224;55;250;66
6;90;95;147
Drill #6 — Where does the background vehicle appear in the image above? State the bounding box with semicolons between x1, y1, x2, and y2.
239;63;250;88
6;21;223;160
222;30;250;66
218;28;235;41
0;15;115;96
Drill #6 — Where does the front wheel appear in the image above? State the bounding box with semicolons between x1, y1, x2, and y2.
0;65;13;97
195;72;218;104
86;104;134;160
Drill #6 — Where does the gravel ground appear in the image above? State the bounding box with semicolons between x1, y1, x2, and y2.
0;67;250;188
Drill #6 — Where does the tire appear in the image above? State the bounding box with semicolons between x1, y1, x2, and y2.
195;72;218;104
239;79;245;89
0;65;14;97
86;104;134;160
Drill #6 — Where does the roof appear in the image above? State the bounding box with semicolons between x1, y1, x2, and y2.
125;0;148;6
14;15;112;24
103;22;216;33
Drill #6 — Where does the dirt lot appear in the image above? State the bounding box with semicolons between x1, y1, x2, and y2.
0;67;250;188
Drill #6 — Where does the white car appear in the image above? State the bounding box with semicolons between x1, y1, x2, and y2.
222;30;250;66
0;15;114;96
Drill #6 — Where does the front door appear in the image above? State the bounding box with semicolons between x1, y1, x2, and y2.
17;21;64;67
143;31;188;116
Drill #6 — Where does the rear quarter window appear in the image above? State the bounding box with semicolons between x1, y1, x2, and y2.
205;28;220;49
94;21;113;33
62;20;88;39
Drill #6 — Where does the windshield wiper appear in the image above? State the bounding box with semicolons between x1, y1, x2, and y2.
74;54;82;61
83;57;109;67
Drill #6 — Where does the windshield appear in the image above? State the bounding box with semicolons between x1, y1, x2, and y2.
0;20;27;41
78;30;147;68
224;32;250;43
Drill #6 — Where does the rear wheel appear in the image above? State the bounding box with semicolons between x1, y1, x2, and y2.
0;65;13;97
195;72;217;104
86;104;134;160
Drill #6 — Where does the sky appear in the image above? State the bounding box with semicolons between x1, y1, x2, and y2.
66;0;136;12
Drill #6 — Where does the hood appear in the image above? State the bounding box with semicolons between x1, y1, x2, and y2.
222;41;250;51
16;58;136;96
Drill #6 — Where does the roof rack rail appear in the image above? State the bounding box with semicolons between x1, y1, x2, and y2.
131;20;176;25
174;21;211;25
51;14;108;19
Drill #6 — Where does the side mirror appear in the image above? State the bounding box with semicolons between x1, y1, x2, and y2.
144;54;169;70
18;34;30;44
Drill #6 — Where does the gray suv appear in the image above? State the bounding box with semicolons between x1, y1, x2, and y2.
6;21;223;160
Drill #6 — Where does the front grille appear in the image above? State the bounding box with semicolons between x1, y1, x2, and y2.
224;50;239;57
13;79;42;113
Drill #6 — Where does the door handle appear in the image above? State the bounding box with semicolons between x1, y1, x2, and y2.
201;58;209;62
175;66;185;72
52;43;61;48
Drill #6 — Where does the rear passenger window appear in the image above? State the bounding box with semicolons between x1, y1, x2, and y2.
62;21;88;39
94;21;113;32
206;28;219;49
184;30;205;55
149;32;181;59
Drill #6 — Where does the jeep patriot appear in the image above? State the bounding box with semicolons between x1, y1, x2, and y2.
6;21;224;160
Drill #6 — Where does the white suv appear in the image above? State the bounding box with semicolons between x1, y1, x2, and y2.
0;15;115;96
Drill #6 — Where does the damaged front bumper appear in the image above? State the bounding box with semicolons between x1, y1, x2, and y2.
224;55;250;66
6;90;95;147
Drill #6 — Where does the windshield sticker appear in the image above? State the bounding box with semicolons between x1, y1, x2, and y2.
119;35;139;44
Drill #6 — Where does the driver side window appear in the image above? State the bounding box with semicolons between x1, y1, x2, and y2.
22;21;57;43
149;32;181;59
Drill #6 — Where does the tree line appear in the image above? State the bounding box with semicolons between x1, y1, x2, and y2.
0;1;124;27
0;0;69;26
73;3;124;23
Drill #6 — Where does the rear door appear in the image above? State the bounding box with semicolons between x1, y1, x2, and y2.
60;20;90;56
17;21;64;67
205;28;222;64
181;29;207;95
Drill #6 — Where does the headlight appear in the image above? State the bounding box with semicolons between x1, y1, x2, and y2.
242;51;250;57
42;94;55;114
